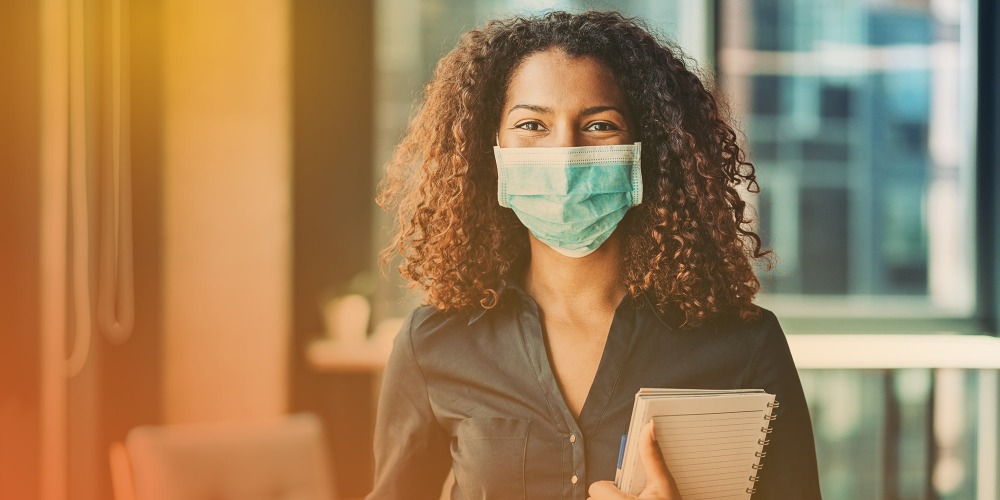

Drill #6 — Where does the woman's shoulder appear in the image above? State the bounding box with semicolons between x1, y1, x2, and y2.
749;306;782;333
745;306;788;351
393;304;518;379
723;306;799;380
704;305;782;338
399;304;478;344
692;305;787;359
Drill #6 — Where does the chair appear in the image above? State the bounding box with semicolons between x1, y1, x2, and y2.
109;413;336;500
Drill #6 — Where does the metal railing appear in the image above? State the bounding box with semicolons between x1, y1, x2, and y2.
788;334;1000;499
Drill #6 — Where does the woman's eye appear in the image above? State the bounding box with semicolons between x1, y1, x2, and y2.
586;122;620;132
514;121;544;131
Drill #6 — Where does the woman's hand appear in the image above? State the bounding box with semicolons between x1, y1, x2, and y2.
587;421;682;500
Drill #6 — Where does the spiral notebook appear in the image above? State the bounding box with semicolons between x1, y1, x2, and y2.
615;389;777;499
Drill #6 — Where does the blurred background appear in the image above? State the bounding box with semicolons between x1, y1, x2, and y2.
2;0;999;499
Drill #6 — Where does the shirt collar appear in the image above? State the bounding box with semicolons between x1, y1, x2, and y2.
639;290;675;330
467;280;528;325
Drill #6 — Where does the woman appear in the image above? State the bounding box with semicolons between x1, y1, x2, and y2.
370;11;821;500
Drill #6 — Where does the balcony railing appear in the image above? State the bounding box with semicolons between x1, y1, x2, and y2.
789;334;1000;499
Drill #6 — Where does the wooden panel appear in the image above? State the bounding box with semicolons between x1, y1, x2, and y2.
0;3;42;498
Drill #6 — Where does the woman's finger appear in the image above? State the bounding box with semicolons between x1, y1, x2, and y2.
587;480;630;499
638;420;681;499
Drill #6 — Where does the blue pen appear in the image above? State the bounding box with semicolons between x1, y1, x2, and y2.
614;434;627;486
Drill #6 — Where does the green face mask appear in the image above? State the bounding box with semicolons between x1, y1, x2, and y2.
494;142;643;258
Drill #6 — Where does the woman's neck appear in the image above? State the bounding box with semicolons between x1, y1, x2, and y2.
523;233;627;318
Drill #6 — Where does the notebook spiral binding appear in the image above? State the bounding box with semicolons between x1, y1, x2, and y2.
749;398;778;497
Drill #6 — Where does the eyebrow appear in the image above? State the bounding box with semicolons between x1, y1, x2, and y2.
580;105;627;117
505;103;628;118
507;104;551;116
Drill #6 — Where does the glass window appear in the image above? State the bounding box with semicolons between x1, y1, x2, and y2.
718;0;978;320
718;3;984;499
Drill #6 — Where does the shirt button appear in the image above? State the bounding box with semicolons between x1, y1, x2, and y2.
571;475;579;484
569;434;577;443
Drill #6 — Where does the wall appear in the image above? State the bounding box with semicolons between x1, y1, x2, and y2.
162;0;291;423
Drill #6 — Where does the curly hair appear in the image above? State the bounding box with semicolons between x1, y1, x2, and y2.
378;10;770;329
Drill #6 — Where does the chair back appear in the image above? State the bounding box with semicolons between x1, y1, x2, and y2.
111;413;336;500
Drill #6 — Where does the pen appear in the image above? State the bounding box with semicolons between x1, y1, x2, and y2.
614;434;627;487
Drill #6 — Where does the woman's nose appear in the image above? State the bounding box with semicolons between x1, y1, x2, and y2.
550;126;580;148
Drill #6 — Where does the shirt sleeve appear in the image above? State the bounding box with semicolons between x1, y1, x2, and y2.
744;310;823;500
366;311;452;500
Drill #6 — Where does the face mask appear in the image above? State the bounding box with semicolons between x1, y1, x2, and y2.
494;142;642;258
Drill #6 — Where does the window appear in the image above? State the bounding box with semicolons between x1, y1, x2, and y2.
718;0;978;321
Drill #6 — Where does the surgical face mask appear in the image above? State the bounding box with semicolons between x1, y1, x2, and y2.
494;142;642;258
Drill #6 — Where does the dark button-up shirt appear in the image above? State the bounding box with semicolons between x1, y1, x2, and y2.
368;284;822;499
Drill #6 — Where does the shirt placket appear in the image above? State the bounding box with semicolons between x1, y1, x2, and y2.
517;298;590;499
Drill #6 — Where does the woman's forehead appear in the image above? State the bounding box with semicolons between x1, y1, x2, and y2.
503;49;627;113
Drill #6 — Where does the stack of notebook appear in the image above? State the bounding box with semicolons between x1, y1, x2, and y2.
615;389;778;499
